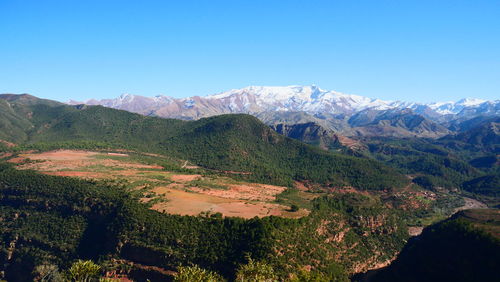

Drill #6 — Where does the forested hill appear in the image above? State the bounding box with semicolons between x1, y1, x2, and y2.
371;209;500;282
0;94;408;189
0;162;410;281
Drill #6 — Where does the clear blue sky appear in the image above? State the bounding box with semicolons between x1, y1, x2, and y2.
1;0;499;102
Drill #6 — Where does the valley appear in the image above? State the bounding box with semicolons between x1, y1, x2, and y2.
3;2;499;280
0;92;497;281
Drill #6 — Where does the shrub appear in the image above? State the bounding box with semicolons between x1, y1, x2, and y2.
66;260;101;282
235;257;276;282
174;265;226;282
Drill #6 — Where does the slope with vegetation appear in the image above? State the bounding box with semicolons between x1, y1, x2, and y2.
0;94;408;190
1;93;496;280
278;130;498;208
0;163;408;280
370;209;500;282
362;137;481;190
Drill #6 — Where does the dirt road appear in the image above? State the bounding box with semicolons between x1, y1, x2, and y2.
454;197;488;214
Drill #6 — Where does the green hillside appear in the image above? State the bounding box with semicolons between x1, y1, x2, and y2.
274;125;496;198
0;95;408;190
0;99;33;143
0;94;496;280
358;135;499;204
363;138;482;190
371;209;500;282
463;175;500;198
0;163;407;281
152;114;406;189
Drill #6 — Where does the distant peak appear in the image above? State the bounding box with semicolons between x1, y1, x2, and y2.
119;93;134;99
61;85;497;120
457;97;486;106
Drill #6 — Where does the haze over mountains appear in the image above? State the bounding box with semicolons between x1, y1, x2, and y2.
68;85;500;138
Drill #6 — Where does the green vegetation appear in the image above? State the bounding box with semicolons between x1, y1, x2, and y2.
275;120;499;207
359;136;499;208
264;194;409;277
154;114;407;189
0;95;408;190
67;260;101;281
289;204;299;212
0;98;35;143
275;188;316;210
469;155;499;171
188;177;228;190
0;163;408;280
174;265;226;282
372;209;500;282
365;137;481;189
0;94;497;280
401;193;465;227
463;175;500;197
290;270;334;282
235;257;276;282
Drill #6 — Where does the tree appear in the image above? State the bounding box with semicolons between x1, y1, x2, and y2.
289;204;299;212
235;257;276;282
291;270;330;282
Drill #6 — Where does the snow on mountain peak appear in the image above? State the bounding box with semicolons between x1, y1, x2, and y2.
204;85;394;114
426;98;489;115
66;85;497;120
456;98;486;106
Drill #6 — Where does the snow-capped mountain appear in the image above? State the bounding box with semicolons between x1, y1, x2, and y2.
68;85;498;120
203;85;394;114
68;85;401;118
68;94;174;116
68;85;499;138
426;98;487;115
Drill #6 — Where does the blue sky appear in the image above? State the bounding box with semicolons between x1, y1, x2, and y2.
1;0;499;102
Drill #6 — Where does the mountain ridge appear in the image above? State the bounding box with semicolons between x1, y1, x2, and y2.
64;85;499;138
0;94;409;190
66;85;499;119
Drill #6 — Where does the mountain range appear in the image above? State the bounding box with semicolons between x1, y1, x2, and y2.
0;92;498;281
0;93;407;189
68;85;500;138
69;85;497;118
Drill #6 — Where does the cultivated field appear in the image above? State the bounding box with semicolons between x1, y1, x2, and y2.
9;150;308;218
